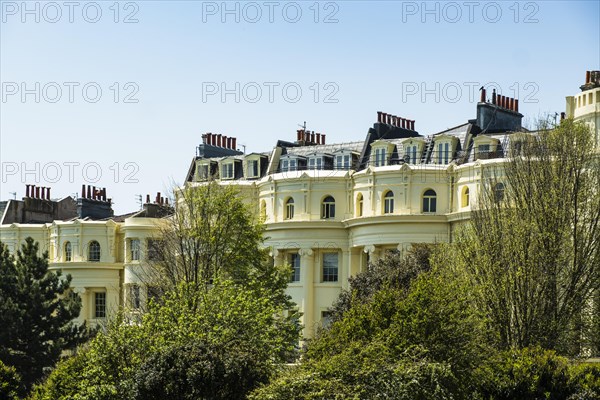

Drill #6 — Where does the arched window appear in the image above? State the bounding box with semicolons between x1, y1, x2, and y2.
494;183;505;202
422;189;437;213
383;191;394;214
285;198;294;220
260;200;267;220
461;187;470;208
356;193;363;217
321;196;335;219
64;241;72;262
88;241;101;262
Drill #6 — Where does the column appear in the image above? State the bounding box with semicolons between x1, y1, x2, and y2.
299;247;314;337
342;248;351;290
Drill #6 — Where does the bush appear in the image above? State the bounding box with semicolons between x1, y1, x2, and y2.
0;360;21;400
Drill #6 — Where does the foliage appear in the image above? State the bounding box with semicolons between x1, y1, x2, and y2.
254;246;488;399
452;120;600;354
476;347;600;400
328;243;435;323
0;360;21;400
34;279;301;400
148;182;269;290
0;238;88;393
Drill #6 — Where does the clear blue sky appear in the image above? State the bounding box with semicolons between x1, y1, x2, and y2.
1;0;599;214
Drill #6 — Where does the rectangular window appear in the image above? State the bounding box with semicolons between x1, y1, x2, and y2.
322;253;338;282
247;160;259;178
444;142;450;164
221;163;234;179
290;253;300;282
197;164;209;180
309;157;322;170
130;285;140;309
411;146;417;164
147;286;163;305
478;144;490;159
130;239;140;261
147;239;163;261
95;292;106;318
375;148;386;167
289;159;297;171
321;311;333;329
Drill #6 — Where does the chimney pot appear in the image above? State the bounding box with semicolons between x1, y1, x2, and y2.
316;133;321;144
202;134;207;144
480;88;486;103
47;187;51;200
222;135;228;149
25;184;30;197
156;192;161;204
586;71;591;84
377;111;382;123
87;185;92;199
40;187;45;199
232;137;237;150
492;89;497;105
514;99;519;112
35;186;40;199
146;194;151;203
165;198;169;205
322;134;326;144
311;132;315;144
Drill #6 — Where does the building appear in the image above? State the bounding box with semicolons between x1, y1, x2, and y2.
2;70;598;335
0;186;171;327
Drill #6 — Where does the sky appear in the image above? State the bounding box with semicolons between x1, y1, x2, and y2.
1;0;599;214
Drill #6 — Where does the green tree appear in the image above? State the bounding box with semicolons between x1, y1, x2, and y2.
452;119;600;354
0;238;87;393
0;360;21;400
327;244;435;323
147;183;269;290
253;248;488;399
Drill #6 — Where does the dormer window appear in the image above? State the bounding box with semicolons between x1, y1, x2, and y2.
335;154;350;169
221;162;234;179
248;160;259;177
375;148;386;166
279;155;306;172
437;142;451;165
308;157;323;170
198;164;209;180
405;145;418;164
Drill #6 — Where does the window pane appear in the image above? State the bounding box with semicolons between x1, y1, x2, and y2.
95;292;106;318
131;239;140;261
290;253;300;282
322;253;338;282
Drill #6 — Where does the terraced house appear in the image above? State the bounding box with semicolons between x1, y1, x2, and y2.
2;70;599;336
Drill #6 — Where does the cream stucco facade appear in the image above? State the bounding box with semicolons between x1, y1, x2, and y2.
2;70;598;337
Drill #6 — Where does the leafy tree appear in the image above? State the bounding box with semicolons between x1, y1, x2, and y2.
0;238;87;393
147;183;269;290
253;248;489;399
452;120;600;354
328;243;435;323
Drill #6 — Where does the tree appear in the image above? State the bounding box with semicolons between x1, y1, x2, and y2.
0;238;87;393
0;360;21;400
33;182;301;399
452;119;600;354
146;183;268;291
327;243;435;323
